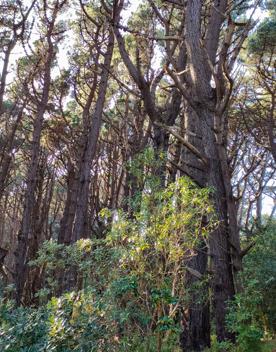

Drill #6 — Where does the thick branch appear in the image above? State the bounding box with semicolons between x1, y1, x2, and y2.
155;122;209;166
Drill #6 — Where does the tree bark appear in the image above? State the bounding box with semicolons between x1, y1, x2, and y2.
15;5;58;304
58;160;78;244
72;28;116;242
180;106;210;351
202;110;236;342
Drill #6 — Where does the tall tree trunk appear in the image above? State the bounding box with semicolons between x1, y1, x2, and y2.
202;111;236;342
180;106;210;351
180;0;240;342
15;108;50;303
72;29;115;242
15;10;57;303
0;40;16;114
0;108;24;202
58;161;78;244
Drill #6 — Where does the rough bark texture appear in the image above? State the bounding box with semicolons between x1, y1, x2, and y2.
15;5;58;304
58;161;78;244
180;0;241;343
180;243;210;351
202;110;236;342
72;29;116;242
180;106;210;350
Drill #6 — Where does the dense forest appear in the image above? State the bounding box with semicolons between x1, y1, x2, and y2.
0;0;275;351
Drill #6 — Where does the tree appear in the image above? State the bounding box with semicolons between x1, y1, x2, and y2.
111;0;260;346
0;1;273;350
15;0;68;304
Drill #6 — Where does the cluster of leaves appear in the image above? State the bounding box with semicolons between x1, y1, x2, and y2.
0;290;118;352
0;176;215;351
28;238;95;301
226;222;276;352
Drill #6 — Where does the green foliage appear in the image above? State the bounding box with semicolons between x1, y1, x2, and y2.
0;290;117;352
249;17;276;54
29;238;94;300
226;223;276;351
0;176;215;351
205;335;234;352
0;300;49;352
124;147;167;213
127;147;165;186
101;176;214;349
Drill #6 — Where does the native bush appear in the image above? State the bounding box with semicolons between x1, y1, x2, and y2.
226;222;276;352
0;176;216;351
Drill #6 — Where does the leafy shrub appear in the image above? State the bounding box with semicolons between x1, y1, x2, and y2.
226;222;276;351
0;177;215;351
0;300;49;352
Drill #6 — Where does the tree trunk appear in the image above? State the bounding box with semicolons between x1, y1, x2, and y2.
180;242;210;351
72;29;115;242
180;106;210;351
0;108;24;202
202;111;236;342
58;161;78;244
15;9;57;303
